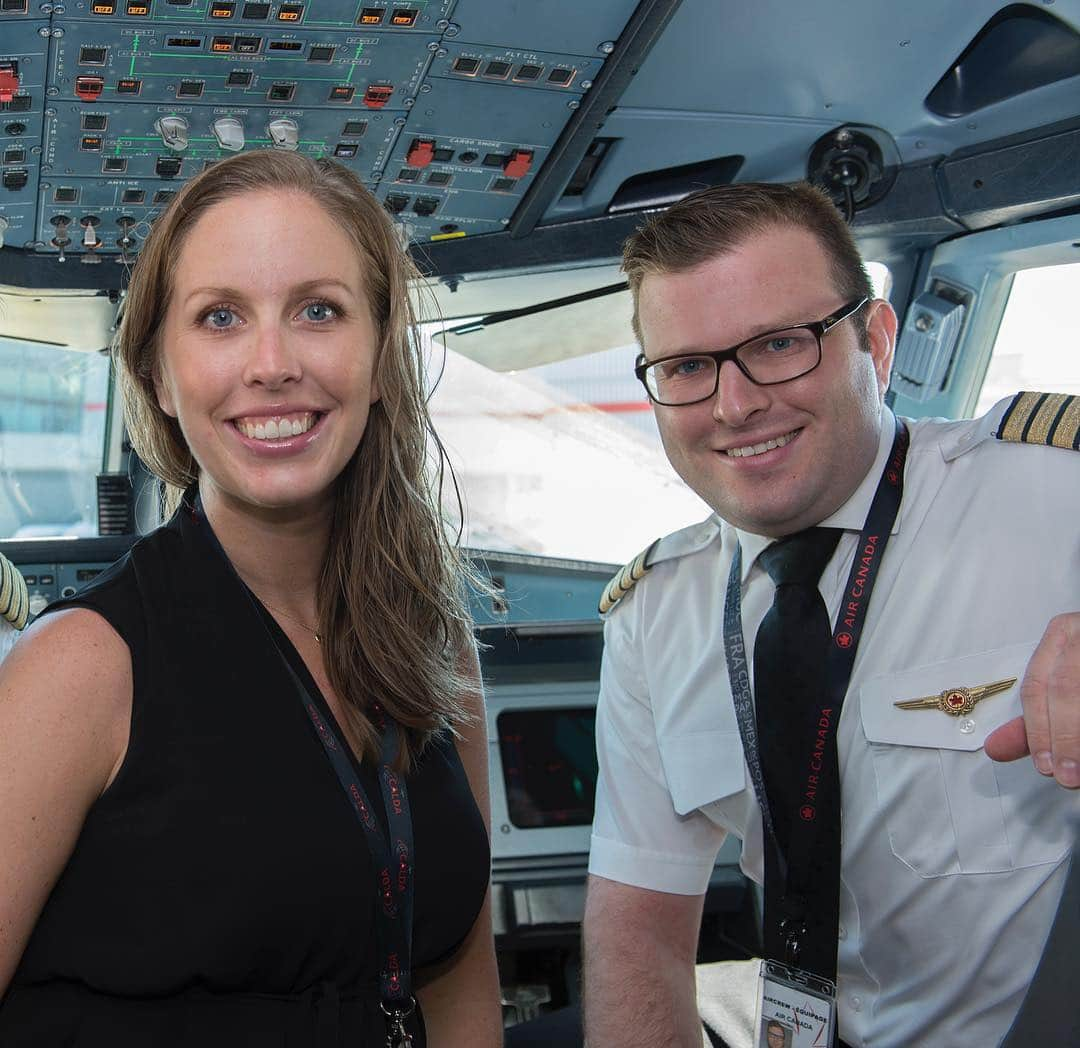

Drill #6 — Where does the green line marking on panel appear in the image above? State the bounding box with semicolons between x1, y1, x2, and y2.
346;42;365;84
129;34;140;76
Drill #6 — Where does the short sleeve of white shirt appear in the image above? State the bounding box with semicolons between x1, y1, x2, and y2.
589;589;727;896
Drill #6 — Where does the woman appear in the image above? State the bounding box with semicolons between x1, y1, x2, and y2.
0;151;502;1046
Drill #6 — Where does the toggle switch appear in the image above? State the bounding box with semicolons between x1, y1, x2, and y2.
50;215;72;262
81;215;101;249
212;116;245;151
154;115;190;151
266;118;299;151
115;215;137;255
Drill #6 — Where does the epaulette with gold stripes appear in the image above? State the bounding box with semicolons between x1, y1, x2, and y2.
0;552;29;631
997;391;1080;451
598;539;660;615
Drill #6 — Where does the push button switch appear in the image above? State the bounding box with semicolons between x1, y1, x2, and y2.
503;149;533;178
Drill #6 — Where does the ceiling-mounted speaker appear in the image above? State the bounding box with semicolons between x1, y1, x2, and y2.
806;125;899;221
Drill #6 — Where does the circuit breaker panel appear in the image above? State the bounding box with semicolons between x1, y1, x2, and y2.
0;0;639;263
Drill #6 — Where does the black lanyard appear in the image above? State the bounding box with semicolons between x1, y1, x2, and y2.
300;682;416;1029
191;496;416;1038
723;416;908;962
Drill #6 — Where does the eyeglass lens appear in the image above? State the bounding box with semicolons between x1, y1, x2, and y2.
645;326;820;404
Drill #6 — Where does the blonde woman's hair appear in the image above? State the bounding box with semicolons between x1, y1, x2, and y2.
115;150;476;768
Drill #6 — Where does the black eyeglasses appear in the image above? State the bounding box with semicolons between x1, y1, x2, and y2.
635;297;869;406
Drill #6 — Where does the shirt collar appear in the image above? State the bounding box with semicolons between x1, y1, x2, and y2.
734;407;898;584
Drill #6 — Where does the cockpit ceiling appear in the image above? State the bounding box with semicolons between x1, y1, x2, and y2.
1;0;1079;292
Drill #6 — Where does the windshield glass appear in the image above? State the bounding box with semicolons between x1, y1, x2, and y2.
428;261;890;565
429;340;707;565
0;338;110;540
975;260;1080;415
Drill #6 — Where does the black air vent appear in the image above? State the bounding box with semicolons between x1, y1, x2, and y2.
606;155;743;214
926;4;1080;118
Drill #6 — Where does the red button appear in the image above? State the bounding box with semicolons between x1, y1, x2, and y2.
363;85;393;108
0;70;19;103
406;140;435;168
503;149;533;179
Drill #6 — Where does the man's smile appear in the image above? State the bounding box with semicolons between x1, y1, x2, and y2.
720;428;802;459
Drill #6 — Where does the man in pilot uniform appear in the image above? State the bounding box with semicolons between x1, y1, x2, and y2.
582;182;1078;1048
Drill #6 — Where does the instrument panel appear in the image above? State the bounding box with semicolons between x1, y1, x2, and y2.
0;0;640;257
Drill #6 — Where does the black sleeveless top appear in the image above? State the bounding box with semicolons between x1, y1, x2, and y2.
0;499;490;1047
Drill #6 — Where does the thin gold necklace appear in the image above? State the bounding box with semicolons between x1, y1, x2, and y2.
261;600;322;644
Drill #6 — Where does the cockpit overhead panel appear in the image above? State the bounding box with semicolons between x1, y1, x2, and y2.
0;0;642;273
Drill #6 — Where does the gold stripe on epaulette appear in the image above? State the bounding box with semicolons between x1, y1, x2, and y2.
598;539;660;615
997;391;1080;451
0;553;29;630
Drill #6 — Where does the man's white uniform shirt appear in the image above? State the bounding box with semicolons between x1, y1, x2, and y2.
589;399;1079;1047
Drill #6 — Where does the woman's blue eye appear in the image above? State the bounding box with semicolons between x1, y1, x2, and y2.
207;308;236;329
766;336;794;352
302;302;336;323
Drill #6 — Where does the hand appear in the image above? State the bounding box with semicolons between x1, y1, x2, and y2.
985;613;1080;788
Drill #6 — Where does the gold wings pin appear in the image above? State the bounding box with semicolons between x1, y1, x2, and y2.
894;677;1017;716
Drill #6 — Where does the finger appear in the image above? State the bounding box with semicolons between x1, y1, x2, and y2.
1044;614;1080;788
1018;617;1067;780
984;716;1029;763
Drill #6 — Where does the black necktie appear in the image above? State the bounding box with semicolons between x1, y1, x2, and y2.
754;527;842;979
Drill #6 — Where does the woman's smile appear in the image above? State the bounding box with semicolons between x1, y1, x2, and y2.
153;188;381;515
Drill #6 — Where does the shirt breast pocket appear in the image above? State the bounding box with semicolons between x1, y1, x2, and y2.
859;642;1070;878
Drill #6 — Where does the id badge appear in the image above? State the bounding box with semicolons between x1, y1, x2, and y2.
755;959;837;1048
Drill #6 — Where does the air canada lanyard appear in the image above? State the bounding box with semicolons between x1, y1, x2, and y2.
191;497;417;1047
722;416;908;960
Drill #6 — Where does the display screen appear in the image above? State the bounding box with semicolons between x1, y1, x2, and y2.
497;707;599;828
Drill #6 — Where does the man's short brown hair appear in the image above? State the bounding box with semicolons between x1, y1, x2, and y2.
622;181;873;346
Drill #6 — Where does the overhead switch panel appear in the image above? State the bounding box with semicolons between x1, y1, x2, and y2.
0;0;641;262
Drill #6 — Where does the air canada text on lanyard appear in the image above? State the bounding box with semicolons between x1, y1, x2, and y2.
723;417;908;973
